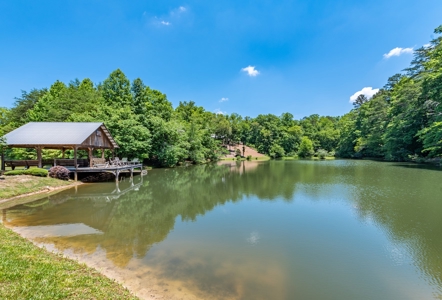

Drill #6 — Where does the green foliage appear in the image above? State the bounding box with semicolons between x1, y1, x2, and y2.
298;136;314;158
104;106;152;159
335;24;442;161
3;24;442;166
102;69;132;108
417;122;442;157
0;136;6;153
4;168;48;177
317;149;328;159
235;148;242;157
7;89;47;129
269;143;285;158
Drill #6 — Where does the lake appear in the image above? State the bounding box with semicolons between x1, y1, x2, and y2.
2;160;442;299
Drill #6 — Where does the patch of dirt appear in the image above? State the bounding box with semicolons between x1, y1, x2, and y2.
222;145;266;158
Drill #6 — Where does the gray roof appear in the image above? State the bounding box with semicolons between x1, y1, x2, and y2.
3;122;118;148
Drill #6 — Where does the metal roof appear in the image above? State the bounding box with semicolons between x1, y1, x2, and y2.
3;122;118;148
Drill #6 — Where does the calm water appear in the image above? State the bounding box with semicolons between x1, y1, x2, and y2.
2;160;442;299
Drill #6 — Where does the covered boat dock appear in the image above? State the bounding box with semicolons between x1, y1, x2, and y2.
1;122;143;181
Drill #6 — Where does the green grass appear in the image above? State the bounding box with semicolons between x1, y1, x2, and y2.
0;224;139;300
0;175;73;200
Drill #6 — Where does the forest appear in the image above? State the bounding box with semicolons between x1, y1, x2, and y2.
0;25;441;166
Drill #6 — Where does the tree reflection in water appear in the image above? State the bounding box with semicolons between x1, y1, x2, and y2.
2;160;442;299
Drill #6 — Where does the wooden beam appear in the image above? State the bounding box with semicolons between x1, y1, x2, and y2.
74;147;78;169
36;147;42;168
1;150;5;172
74;146;78;182
88;147;93;168
101;148;105;159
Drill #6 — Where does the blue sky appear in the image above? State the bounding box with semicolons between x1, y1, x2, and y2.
1;1;441;119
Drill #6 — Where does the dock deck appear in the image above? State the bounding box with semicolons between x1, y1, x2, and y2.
67;163;144;182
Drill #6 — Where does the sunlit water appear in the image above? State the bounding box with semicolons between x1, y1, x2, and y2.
2;160;442;299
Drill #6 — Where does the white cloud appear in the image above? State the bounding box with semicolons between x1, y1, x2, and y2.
349;87;380;103
149;6;188;27
214;108;226;115
219;97;229;102
383;47;413;59
241;66;260;77
171;6;187;16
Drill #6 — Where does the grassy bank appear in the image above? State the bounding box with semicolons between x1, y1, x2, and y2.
0;224;138;300
0;175;75;200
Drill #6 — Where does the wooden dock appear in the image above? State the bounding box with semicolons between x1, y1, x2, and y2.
66;164;144;182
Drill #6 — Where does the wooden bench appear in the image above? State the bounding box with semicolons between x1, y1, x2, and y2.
26;160;39;168
91;158;108;168
4;160;39;170
54;159;89;168
42;159;54;167
5;160;28;170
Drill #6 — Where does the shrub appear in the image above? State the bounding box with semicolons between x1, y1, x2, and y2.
269;144;285;159
4;170;25;176
4;168;48;177
317;149;328;159
235;148;242;157
298;136;314;158
246;155;252;161
49;166;70;181
26;168;49;177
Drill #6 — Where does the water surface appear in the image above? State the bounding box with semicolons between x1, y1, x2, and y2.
2;160;442;299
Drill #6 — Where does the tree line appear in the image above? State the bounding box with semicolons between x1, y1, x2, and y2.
1;25;441;165
337;25;442;161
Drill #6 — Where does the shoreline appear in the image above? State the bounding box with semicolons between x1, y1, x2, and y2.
0;180;83;209
2;224;200;300
0;223;139;299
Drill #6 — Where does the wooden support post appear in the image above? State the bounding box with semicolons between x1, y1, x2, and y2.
130;167;133;179
88;147;93;168
101;148;105;159
115;170;119;183
74;147;78;181
36;147;42;168
1;150;5;172
62;148;65;158
74;147;78;168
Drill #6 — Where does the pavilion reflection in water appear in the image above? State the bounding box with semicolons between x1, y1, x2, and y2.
1;175;147;263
